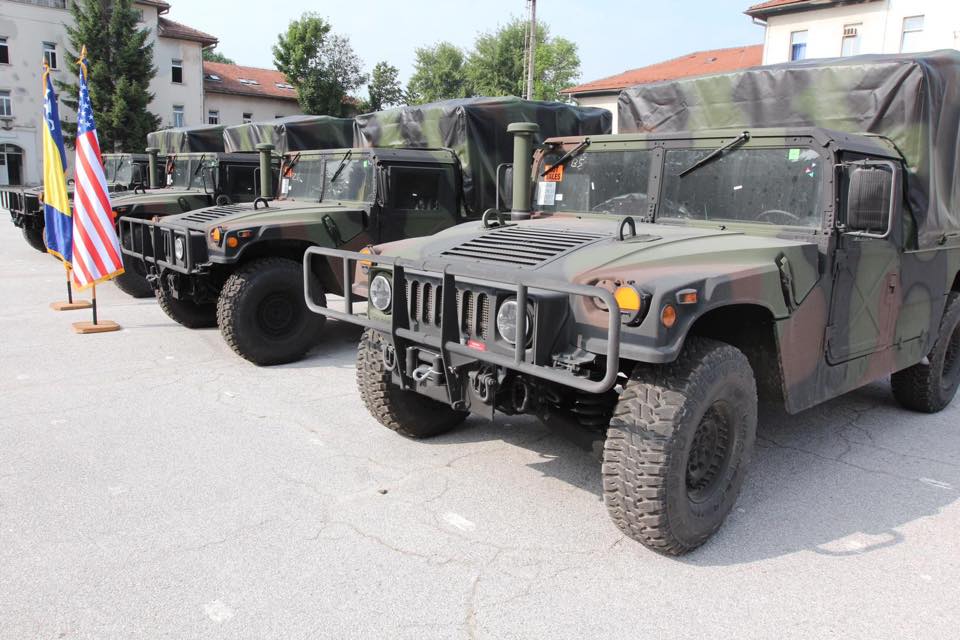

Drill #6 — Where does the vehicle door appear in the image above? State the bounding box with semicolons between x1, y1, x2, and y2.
377;164;460;243
826;158;902;364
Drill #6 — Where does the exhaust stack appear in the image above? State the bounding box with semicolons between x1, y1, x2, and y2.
256;143;275;199
507;122;539;221
145;147;159;189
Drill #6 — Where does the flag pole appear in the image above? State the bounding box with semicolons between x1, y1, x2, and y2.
51;263;91;311
91;284;98;325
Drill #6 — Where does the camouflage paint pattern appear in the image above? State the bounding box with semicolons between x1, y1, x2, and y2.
111;152;269;224
146;125;227;154
223;115;356;154
618;50;960;250
355;96;612;216
314;128;960;416
120;98;613;305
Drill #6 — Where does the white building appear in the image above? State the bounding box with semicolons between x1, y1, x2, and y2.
202;61;301;127
747;0;960;64
0;0;220;185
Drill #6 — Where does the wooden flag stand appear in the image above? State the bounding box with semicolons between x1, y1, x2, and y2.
50;266;92;311
72;284;120;334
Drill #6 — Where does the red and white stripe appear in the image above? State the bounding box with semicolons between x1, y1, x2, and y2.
71;130;123;288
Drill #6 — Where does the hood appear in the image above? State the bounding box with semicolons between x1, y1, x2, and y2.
110;187;200;209
161;198;369;231
377;215;822;305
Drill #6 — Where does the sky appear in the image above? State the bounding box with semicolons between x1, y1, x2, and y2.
168;0;764;89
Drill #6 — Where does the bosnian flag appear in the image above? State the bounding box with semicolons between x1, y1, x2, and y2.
71;46;124;289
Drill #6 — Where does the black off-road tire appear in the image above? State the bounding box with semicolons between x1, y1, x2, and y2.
156;286;217;328
891;292;960;413
113;253;154;298
217;257;325;366
357;329;468;438
22;226;47;253
603;336;758;555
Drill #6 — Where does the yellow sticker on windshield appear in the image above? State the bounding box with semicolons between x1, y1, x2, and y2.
543;164;564;182
788;148;801;161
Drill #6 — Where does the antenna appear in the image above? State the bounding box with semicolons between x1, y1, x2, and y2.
525;0;537;100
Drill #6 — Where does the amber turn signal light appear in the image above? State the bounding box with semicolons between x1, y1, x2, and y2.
226;236;239;248
661;304;678;328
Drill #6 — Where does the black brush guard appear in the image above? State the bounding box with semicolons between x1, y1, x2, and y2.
303;246;622;395
119;216;198;275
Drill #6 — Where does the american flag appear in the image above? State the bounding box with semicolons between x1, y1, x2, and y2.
71;48;124;289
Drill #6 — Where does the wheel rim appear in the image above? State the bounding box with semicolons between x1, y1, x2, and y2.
256;292;300;338
940;322;960;392
686;402;733;503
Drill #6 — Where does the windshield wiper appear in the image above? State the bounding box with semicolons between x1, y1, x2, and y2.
329;149;353;183
541;139;590;176
282;152;302;176
192;154;207;175
679;131;750;178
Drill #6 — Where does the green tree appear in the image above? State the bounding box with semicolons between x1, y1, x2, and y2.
203;49;235;65
273;13;367;117
58;0;159;151
466;19;580;101
366;61;405;112
406;42;472;104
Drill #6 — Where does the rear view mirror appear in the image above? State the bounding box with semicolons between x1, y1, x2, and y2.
496;163;513;213
845;162;895;238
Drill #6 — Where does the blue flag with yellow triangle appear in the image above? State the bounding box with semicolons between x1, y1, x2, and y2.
41;64;72;262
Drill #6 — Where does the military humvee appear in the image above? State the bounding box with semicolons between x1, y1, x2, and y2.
1;152;156;253
303;52;960;555
110;124;273;298
119;99;611;366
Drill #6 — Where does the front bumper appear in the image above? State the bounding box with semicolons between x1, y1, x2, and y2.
1;189;42;228
119;216;208;275
303;246;622;395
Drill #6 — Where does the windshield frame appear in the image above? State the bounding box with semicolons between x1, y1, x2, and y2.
280;151;376;204
532;136;831;234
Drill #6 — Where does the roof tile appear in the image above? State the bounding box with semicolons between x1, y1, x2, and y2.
562;45;763;96
203;62;299;102
157;17;218;46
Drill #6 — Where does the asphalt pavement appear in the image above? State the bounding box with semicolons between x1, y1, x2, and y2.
1;223;958;639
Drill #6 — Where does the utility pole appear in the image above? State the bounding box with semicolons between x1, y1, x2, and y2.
525;0;537;100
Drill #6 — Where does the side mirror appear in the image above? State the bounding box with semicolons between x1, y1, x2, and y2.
496;163;513;213
845;162;895;238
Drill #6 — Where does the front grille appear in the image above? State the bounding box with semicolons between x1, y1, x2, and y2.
406;277;491;341
178;204;249;224
441;226;607;267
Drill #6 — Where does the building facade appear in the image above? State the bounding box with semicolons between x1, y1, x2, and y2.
747;0;960;64
0;0;218;185
202;62;301;127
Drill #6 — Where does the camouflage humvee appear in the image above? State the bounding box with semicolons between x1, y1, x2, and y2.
1;153;157;253
110;124;274;298
302;52;960;555
119;98;611;366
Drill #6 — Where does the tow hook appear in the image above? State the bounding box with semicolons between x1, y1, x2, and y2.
407;347;444;386
381;343;397;372
470;369;498;404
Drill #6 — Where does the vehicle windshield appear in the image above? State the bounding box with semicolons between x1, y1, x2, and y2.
282;156;374;203
103;156;133;184
535;149;655;216
534;146;823;227
169;157;217;190
658;147;823;227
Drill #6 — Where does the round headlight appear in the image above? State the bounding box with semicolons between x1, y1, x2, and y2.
496;298;531;345
369;274;392;312
174;237;184;260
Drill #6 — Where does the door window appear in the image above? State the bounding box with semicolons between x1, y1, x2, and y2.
389;166;453;211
